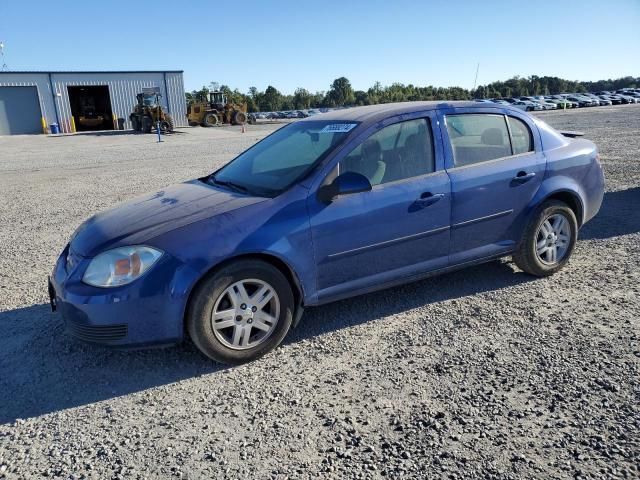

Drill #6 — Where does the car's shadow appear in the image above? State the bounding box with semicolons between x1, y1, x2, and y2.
0;260;531;424
579;187;640;240
51;129;188;138
1;188;636;424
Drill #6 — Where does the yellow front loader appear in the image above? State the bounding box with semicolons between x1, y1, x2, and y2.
187;91;248;127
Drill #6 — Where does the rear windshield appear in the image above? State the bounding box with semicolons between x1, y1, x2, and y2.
210;121;359;196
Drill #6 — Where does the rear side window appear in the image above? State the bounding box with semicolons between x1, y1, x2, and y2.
507;116;534;154
445;114;511;166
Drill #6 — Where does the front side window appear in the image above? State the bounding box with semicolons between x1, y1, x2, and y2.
212;120;358;196
339;118;434;186
508;116;534;155
445;114;511;167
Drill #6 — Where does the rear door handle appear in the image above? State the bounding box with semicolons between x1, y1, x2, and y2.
512;171;536;183
417;192;445;206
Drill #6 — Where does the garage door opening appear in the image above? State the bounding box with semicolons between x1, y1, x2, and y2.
67;86;114;132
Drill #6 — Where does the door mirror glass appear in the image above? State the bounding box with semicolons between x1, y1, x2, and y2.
318;171;372;202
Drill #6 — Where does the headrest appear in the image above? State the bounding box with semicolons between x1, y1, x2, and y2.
481;128;504;146
362;138;382;157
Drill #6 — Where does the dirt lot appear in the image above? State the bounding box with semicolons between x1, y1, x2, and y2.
0;105;638;479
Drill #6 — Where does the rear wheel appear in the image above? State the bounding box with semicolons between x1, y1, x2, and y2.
160;115;174;133
204;113;219;127
513;200;577;277
187;260;294;364
131;116;141;132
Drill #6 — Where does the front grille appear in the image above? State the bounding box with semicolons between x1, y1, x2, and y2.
66;321;128;343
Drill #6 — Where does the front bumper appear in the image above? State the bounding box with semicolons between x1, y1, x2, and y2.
49;245;200;347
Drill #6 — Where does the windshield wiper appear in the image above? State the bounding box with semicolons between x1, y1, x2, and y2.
209;176;249;194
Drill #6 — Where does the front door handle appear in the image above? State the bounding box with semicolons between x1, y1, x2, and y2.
512;171;536;184
417;192;445;207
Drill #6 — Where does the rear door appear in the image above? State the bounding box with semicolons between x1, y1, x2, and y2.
437;108;545;263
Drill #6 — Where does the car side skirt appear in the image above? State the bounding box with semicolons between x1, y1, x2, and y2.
309;248;513;307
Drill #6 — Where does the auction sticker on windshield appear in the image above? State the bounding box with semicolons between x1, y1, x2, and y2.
319;123;358;133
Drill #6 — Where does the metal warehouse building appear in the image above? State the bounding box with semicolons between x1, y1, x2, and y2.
0;70;186;135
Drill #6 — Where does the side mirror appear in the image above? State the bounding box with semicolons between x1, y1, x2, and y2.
318;171;372;203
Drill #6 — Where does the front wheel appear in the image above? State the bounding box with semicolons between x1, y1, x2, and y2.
187;260;294;364
160;115;174;133
203;113;219;127
232;111;247;125
513;200;578;277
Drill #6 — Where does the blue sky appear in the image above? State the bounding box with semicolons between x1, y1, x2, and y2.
1;0;638;94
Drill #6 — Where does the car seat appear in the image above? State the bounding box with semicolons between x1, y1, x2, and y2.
401;134;425;179
453;127;511;166
359;139;386;185
480;128;505;146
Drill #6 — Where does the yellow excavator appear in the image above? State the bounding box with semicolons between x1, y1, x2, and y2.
187;91;248;127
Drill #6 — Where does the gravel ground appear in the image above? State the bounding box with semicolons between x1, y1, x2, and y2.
0;106;638;479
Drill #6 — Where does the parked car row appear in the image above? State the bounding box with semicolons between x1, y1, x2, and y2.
475;88;640;111
247;89;640;123
248;107;351;122
251;110;312;120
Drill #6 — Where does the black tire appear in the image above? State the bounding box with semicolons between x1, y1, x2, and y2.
131;116;142;132
232;111;247;125
204;113;219;127
141;116;153;133
187;260;294;364
160;115;174;133
513;200;578;277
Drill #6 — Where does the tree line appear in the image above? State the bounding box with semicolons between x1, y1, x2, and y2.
185;75;640;112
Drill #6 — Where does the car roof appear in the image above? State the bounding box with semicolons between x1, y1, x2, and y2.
300;101;515;126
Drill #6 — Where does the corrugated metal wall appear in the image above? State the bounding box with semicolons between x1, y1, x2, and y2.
0;74;55;132
0;71;186;134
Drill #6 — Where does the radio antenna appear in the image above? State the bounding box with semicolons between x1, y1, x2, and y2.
472;63;480;91
0;41;8;71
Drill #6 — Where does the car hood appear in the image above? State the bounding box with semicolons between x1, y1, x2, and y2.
70;179;267;257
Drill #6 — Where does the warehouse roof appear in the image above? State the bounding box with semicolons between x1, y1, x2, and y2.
0;70;184;74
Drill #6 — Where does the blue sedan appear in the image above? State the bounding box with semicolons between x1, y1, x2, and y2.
49;102;605;364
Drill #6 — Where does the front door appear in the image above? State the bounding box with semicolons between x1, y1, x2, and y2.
308;114;451;302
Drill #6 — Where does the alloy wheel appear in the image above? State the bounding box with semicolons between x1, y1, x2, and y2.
535;213;571;265
211;279;280;350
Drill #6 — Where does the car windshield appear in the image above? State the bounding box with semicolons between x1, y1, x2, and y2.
210;120;359;197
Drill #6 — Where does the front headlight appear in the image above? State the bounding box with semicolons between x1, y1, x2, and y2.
82;246;163;288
